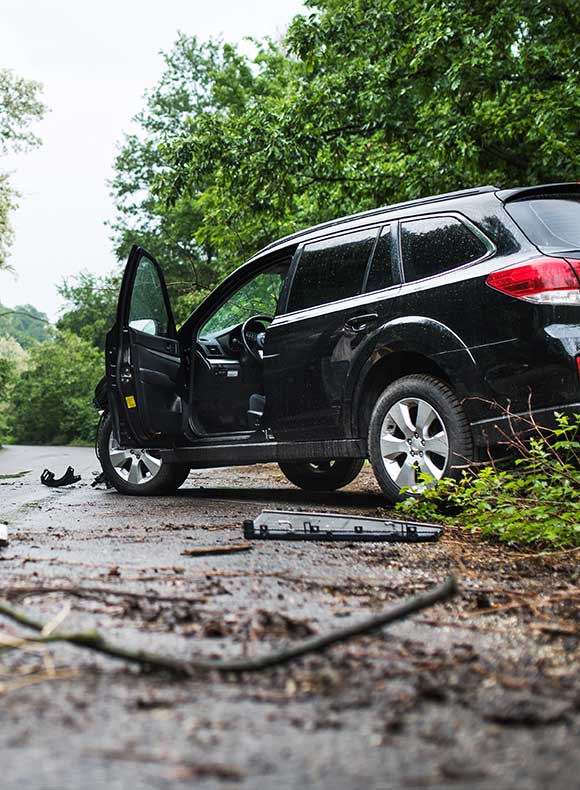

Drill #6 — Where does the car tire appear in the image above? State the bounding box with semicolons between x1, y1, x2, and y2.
368;374;473;503
97;414;190;496
278;458;365;491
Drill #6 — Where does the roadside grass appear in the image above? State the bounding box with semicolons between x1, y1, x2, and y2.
397;413;580;551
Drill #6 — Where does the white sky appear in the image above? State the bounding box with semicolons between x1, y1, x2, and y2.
0;0;304;320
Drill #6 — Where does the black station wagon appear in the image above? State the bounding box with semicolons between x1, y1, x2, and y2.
94;182;580;502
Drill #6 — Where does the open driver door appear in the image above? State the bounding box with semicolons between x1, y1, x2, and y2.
106;245;184;447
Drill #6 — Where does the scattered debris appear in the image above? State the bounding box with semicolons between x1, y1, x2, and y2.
244;510;443;542
0;524;8;548
91;470;111;488
181;543;253;557
40;466;81;488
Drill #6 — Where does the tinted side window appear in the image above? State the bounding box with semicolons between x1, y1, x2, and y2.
401;216;488;283
287;229;377;312
365;225;394;293
129;256;170;336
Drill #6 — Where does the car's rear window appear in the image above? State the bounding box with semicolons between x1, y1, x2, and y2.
401;216;488;283
506;195;580;252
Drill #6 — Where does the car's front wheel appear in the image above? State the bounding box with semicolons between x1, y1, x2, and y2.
97;414;190;496
278;458;365;491
368;374;473;503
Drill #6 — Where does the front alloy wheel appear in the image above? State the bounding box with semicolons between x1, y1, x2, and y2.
97;414;190;496
108;433;163;486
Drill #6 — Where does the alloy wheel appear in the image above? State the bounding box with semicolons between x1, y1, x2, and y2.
108;433;162;485
380;397;449;490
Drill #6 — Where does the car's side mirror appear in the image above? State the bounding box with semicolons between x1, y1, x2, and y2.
129;318;157;335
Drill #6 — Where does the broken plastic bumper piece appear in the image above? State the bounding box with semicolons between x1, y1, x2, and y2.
243;510;443;542
40;466;81;488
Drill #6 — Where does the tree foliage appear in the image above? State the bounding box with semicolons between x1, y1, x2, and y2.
111;35;297;319
144;0;580;275
57;272;120;351
0;68;45;269
9;332;102;445
112;36;253;316
0;336;28;443
0;302;51;347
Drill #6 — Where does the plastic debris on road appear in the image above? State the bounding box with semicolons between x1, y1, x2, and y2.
243;510;443;542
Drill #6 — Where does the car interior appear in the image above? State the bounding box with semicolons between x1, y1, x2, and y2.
191;258;292;435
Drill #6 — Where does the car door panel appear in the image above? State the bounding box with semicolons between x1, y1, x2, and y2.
129;330;182;435
106;245;184;446
263;225;397;442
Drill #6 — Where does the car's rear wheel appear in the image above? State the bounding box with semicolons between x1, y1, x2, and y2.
368;374;473;503
278;458;364;491
97;414;190;496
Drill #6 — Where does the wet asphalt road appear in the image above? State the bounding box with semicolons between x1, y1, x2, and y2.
0;445;579;790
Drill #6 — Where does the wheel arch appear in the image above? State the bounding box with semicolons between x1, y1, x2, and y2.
353;352;453;438
349;316;479;438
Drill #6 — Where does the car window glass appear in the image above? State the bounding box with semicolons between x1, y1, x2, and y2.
200;266;288;336
401;216;487;283
288;228;378;312
129;256;170;336
506;196;580;252
365;225;394;292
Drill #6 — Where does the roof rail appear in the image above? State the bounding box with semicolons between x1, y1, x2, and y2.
260;185;499;253
496;182;580;203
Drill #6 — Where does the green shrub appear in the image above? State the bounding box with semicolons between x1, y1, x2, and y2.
397;413;580;550
9;331;102;445
0;336;28;444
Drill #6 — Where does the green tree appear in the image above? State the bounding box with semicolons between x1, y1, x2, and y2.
57;272;120;351
0;336;27;443
0;68;45;269
0;302;51;347
111;34;295;319
9;331;102;445
157;0;580;254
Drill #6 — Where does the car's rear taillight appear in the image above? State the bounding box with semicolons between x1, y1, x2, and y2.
486;257;580;304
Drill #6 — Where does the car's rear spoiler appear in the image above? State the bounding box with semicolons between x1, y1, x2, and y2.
496;182;580;203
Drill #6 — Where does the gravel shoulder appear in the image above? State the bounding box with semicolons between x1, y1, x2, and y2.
1;446;579;789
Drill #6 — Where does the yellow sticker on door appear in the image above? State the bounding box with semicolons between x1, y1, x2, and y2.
125;395;137;409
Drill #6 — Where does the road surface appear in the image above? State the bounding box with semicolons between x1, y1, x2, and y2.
0;445;578;789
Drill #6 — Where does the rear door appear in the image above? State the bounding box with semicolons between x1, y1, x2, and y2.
264;226;395;441
106;245;184;446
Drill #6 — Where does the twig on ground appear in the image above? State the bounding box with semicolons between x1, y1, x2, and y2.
0;577;457;677
87;747;244;781
5;585;208;605
181;544;253;557
0;668;79;696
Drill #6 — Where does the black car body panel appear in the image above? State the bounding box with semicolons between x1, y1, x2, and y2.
97;182;580;475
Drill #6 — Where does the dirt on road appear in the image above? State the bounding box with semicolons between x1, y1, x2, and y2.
0;445;579;790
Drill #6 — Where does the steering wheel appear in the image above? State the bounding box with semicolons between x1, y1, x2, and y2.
240;315;273;362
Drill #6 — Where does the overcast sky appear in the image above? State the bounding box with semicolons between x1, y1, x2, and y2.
0;0;304;320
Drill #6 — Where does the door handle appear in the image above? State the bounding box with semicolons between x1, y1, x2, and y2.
344;313;378;333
